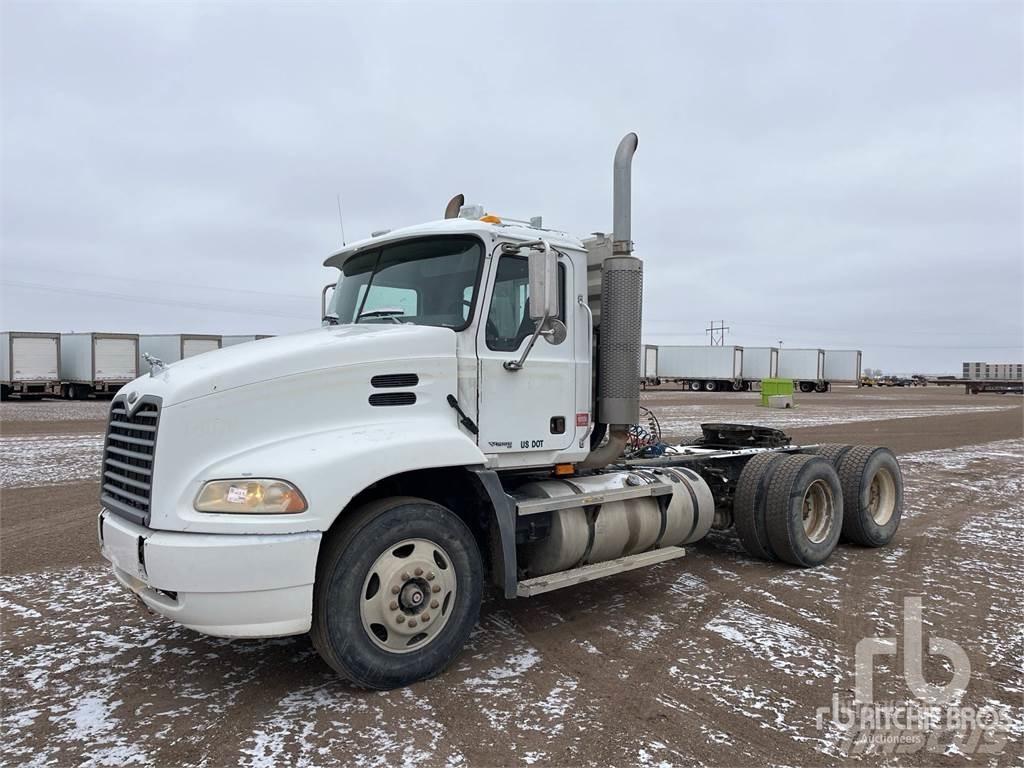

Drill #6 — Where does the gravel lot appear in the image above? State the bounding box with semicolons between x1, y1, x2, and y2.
1;388;1022;766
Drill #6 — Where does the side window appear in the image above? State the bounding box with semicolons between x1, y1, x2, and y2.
486;256;565;351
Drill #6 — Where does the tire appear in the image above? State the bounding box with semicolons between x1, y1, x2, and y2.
311;496;483;689
689;381;701;391
732;452;787;560
0;385;9;402
704;381;718;392
765;455;843;567
836;446;903;547
813;443;854;467
815;382;828;393
732;381;744;392
799;382;815;393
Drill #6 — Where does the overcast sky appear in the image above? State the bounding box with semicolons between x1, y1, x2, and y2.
2;1;1021;373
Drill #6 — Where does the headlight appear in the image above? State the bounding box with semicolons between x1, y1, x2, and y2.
194;479;307;514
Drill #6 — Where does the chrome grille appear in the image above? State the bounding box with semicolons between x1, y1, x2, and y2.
101;396;160;525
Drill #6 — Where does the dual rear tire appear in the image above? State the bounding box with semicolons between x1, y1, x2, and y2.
732;446;903;567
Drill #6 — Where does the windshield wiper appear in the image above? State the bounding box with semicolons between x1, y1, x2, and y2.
356;308;405;324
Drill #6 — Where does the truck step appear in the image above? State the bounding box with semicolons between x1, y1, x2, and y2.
516;546;686;597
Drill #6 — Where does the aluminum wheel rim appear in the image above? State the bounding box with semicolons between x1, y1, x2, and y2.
802;479;835;544
359;537;457;654
868;468;897;525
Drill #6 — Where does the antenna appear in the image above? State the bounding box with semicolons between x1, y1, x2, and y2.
336;193;347;246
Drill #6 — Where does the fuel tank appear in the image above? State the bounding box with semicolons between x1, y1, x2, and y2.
517;468;714;577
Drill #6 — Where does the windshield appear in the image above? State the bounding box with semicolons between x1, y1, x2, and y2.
326;236;484;329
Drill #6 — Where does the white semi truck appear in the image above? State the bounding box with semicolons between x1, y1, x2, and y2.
98;135;904;689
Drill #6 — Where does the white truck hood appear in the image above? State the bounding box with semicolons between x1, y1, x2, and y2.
124;325;457;407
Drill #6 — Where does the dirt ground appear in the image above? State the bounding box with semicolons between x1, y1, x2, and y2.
2;387;1022;766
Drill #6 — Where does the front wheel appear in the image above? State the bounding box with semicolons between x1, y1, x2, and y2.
311;496;482;689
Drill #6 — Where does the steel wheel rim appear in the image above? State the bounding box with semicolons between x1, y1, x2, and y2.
359;537;457;654
868;468;897;525
802;479;834;543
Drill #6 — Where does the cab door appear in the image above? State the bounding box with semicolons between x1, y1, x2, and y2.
476;249;575;467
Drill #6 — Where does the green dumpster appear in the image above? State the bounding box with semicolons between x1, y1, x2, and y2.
760;378;794;406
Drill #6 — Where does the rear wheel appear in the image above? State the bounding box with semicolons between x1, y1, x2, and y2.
813;443;854;466
765;455;843;567
0;385;9;401
689;381;701;391
312;496;482;689
799;381;815;393
732;452;787;560
836;446;903;547
704;381;718;392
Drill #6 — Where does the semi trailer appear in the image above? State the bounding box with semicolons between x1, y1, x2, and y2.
97;134;904;690
823;349;862;386
778;347;827;392
648;345;745;391
741;346;780;384
138;335;222;371
59;333;139;399
0;332;61;400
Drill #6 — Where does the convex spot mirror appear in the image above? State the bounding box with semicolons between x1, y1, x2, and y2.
540;318;567;345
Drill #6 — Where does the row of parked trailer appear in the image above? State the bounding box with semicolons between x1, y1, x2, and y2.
642;345;862;393
0;332;271;400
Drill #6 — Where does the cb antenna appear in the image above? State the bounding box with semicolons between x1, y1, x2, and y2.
336;193;347;246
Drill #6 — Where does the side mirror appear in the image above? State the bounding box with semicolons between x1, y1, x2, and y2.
528;243;559;320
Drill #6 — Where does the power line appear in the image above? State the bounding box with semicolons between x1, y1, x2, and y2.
1;279;313;320
3;265;315;301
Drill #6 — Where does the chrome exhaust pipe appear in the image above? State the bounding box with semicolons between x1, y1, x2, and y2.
582;133;642;470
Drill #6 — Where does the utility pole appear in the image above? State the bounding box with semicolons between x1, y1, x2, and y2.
706;320;730;346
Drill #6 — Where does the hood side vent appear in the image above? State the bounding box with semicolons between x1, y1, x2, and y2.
369;392;417;407
371;373;419;388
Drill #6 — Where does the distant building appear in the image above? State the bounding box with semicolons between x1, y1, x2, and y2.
962;362;1023;380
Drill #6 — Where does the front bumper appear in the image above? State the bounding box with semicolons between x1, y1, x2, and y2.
98;509;321;638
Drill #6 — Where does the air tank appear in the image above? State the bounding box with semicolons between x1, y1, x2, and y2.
517;469;714;578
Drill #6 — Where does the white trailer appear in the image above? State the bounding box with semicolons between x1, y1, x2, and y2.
656;345;744;391
139;334;222;372
0;332;61;399
96;134;905;690
222;335;274;348
59;333;139;398
642;344;658;384
778;348;827;392
741;346;779;383
823;349;862;385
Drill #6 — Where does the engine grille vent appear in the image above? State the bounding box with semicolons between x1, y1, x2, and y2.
371;373;419;388
369;392;416;407
101;397;160;525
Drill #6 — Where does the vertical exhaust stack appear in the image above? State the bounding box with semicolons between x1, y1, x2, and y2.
599;133;642;428
582;133;641;469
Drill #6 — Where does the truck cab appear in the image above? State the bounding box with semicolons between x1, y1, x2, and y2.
321;217;593;469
